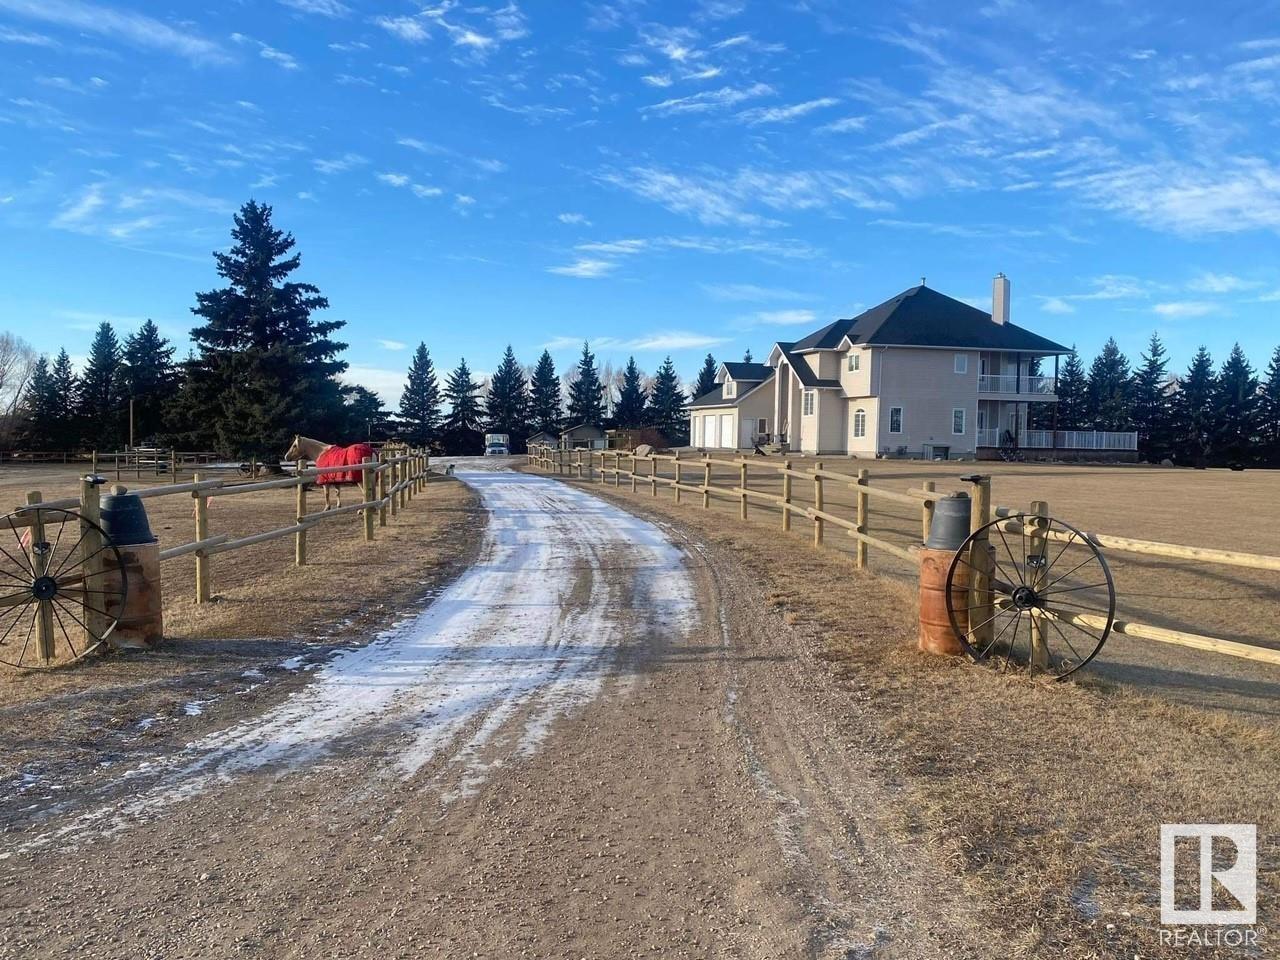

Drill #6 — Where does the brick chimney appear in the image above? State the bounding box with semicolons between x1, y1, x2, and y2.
992;272;1010;325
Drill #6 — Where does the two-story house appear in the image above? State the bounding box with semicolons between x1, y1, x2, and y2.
688;276;1139;460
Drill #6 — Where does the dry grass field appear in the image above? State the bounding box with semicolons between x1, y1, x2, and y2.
0;462;483;708
585;453;1280;713
569;466;1279;957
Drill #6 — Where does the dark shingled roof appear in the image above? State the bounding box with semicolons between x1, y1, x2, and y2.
778;345;841;389
721;361;772;381
689;370;776;408
795;285;1071;354
688;385;726;408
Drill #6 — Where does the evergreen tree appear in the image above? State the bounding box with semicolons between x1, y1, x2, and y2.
1085;337;1132;430
614;356;647;429
528;350;562;435
1174;346;1216;464
443;357;483;432
1258;346;1280;465
566;341;606;427
486;345;529;445
646;355;687;443
342;385;391;440
120;319;179;445
399;343;441;445
691;353;717;400
19;355;60;449
173;200;347;458
1130;332;1174;462
1055;347;1088;430
743;348;753;363
1211;343;1260;465
78;322;123;448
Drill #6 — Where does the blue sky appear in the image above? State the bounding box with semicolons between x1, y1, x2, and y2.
2;0;1279;403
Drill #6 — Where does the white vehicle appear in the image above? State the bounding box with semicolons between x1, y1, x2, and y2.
484;433;510;456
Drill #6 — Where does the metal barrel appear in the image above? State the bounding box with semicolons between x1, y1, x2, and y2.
97;485;163;647
918;492;971;656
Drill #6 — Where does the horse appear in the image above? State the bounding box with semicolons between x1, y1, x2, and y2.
284;435;375;510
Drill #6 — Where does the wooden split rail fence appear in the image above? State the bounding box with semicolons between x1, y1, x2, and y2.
526;443;1280;670
17;450;430;606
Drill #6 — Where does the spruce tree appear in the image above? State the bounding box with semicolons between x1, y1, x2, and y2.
566;341;605;427
1211;343;1260;465
691;353;717;400
78;322;124;448
1258;346;1280;465
614;356;647;429
743;348;753;363
1055;347;1088;430
443;358;483;432
529;350;562;435
1175;346;1216;463
646;355;687;444
486;345;529;444
1130;332;1174;461
1085;337;1132;430
120;319;179;445
342;385;390;440
19;355;60;449
399;343;441;445
175;200;347;457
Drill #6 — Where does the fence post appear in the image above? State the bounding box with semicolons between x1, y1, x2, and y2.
650;455;658;497
362;458;375;542
193;473;211;604
674;451;682;504
389;459;399;519
295;460;308;566
921;479;935;544
377;453;389;527
782;460;792;532
614;451;621;487
813;461;824;546
702;457;711;509
855;468;869;568
401;458;410;509
739;459;748;520
78;476;106;644
631;454;638;493
967;475;994;651
1028;499;1050;673
25;492;56;664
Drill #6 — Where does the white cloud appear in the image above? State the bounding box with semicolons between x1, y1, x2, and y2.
314;153;367;174
0;26;58;46
818;115;867;134
748;309;817;326
375;172;442;199
376;338;406;350
701;282;808;301
738;97;839;125
544;331;728;351
231;32;300;70
643;82;773;115
1153;301;1216;318
558;212;591;225
340;365;404;404
413;184;444;198
51;182;106;229
642;74;673;87
1186;271;1261;293
375;15;430;42
376;172;410;187
1039;297;1076;314
278;0;349;16
0;0;227;63
547;258;616;278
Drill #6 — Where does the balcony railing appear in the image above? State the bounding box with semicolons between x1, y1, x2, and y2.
977;374;1057;395
977;429;1138;451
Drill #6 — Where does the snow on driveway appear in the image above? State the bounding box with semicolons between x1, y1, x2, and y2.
18;466;696;851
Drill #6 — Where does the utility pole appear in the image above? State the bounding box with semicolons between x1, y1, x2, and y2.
129;396;135;450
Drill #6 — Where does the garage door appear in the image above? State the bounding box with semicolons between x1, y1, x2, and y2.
702;414;715;448
719;413;733;449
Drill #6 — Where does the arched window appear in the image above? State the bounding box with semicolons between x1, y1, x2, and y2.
853;408;867;438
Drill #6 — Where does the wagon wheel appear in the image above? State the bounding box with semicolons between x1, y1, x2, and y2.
0;507;127;669
944;514;1115;680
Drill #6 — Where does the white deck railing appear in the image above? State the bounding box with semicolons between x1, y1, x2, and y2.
977;429;1138;450
977;374;1057;394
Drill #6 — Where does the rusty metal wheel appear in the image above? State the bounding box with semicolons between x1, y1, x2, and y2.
944;514;1116;680
0;507;127;669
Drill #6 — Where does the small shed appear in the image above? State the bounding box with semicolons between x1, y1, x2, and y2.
527;430;558;448
560;423;606;449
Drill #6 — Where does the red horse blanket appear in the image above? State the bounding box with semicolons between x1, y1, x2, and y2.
315;443;375;485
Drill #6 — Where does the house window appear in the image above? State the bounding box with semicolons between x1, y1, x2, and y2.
723;381;736;398
889;407;903;434
853;408;867;438
847;353;861;372
954;353;968;374
802;390;815;416
952;408;966;435
757;418;767;435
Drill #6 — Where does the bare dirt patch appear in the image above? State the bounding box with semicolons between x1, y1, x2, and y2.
569;470;1279;958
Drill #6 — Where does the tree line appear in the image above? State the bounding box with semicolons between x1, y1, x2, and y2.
1039;334;1280;465
4;200;701;458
